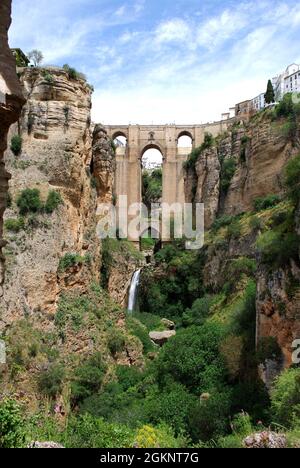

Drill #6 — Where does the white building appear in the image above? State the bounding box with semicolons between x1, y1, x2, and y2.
272;63;300;101
251;93;265;111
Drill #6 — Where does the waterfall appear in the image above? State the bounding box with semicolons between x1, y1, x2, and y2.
128;269;141;313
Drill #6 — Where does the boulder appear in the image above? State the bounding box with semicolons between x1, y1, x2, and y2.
149;330;176;346
161;318;175;330
244;432;287;449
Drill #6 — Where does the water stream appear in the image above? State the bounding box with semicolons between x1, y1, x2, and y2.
128;269;141;313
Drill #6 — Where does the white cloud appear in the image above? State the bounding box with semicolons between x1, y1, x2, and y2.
155;19;191;44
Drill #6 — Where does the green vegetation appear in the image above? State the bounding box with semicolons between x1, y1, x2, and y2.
38;364;65;398
16;188;42;215
4;217;25;233
42;69;54;84
271;368;300;428
254;194;281;212
44;190;63;213
183;133;214;171
264;79;275;104
58;253;91;272
142;168;162;209
285;154;300;205
10;135;22;156
220;158;237;194
63;64;86;81
0;399;26;448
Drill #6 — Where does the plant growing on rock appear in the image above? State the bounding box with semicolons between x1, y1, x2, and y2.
0;399;26;448
16;188;42;215
45;190;63;213
10;135;22;155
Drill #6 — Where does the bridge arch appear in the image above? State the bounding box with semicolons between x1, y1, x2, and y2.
141;143;164;168
177;130;194;141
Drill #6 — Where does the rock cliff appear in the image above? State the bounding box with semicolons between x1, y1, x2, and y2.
0;0;24;294
2;67;99;328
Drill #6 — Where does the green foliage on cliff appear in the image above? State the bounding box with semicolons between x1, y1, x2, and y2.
44;190;63;213
0;399;26;448
271;368;300;428
142;168;162;209
285;154;300;205
183;133;214;170
16;188;42;215
58;252;91;272
10;135;22;156
4;217;25;233
220;158;237;194
254;194;281;212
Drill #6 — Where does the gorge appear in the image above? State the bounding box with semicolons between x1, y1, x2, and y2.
0;0;300;450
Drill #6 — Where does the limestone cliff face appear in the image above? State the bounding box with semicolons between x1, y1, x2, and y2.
0;0;24;293
223;116;298;216
92;124;116;205
185;113;300;226
2;68;100;328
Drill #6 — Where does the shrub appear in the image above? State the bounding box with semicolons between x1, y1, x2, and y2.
58;253;88;272
107;329;126;356
254;194;281;212
126;317;154;354
285;154;300;205
45;190;63;213
182;295;215;327
183;133;214;170
256;231;299;267
188;391;232;442
228;257;257;279
65;414;135;448
38;364;65;398
16;188;42;215
275;93;300;118
71;353;106;404
155;323;227;394
4;217;25;233
211;215;235;232
63;64;86;81
145;383;197;435
226;219;242;239
249;215;264;231
10;135;22;155
0;399;26;448
134;424;182;449
220;158;237;194
271;368;300;427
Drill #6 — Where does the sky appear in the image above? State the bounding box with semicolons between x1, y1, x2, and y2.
9;0;300;125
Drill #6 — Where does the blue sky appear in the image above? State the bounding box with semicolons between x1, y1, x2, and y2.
9;0;300;124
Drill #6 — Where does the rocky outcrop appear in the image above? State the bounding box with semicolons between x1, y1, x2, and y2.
185;114;300;227
244;432;287;449
0;0;24;293
223;116;298;216
193;147;220;228
256;263;300;370
149;330;176;346
2;67;99;327
92;124;116;204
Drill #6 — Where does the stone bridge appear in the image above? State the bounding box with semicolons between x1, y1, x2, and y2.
104;120;234;243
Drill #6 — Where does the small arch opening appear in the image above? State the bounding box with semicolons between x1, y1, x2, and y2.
113;132;127;155
177;134;193;149
141;146;163;170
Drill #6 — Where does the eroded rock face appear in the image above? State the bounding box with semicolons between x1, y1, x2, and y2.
2;68;99;327
0;0;24;292
223;117;297;216
92;124;116;205
194;147;220;228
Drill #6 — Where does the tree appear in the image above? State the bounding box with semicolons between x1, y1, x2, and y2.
264;79;275;104
28;49;43;67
